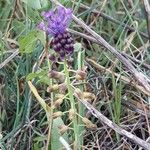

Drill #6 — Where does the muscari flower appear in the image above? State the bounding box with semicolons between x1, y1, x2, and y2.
38;6;74;58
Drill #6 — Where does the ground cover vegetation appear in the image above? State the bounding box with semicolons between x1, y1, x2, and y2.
0;0;150;149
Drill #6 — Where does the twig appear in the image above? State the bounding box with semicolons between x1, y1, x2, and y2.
139;137;150;150
76;98;150;150
123;52;150;70
140;97;150;135
0;49;19;69
121;100;150;118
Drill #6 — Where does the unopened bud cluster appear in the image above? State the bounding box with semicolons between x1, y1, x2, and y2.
74;88;96;103
58;125;69;135
82;117;97;129
75;70;87;80
51;32;74;59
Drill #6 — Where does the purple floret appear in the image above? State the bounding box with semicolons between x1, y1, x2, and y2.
38;6;72;36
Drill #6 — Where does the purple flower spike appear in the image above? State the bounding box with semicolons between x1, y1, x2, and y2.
38;6;74;58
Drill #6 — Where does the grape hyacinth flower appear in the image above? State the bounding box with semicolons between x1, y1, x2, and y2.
38;6;74;59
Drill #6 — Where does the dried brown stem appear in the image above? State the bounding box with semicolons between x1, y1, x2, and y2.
69;29;150;70
86;58;150;96
77;98;150;150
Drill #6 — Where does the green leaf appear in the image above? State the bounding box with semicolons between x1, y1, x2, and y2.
22;0;50;10
19;30;37;54
26;70;51;85
40;0;50;9
26;70;47;81
33;143;42;150
33;136;47;142
51;118;69;150
19;30;45;54
37;76;51;85
26;72;39;81
37;31;46;46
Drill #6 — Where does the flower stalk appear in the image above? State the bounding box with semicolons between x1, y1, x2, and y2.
77;50;85;147
64;59;79;149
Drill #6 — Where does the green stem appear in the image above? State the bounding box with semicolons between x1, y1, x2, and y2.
77;50;85;148
64;59;79;149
